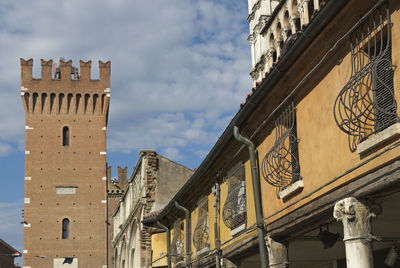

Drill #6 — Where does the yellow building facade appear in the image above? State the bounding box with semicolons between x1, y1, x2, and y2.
143;0;400;267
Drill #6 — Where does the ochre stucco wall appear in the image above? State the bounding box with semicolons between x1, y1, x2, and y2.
257;3;400;224
151;233;167;267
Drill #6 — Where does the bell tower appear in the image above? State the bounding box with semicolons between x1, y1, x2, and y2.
20;58;110;268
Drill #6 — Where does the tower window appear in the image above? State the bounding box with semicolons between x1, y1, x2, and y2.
62;218;69;239
62;126;69;146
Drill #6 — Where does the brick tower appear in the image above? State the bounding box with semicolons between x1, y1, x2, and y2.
20;58;110;268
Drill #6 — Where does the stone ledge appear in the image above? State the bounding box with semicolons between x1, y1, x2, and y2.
197;246;210;256
278;180;304;200
230;223;246;237
357;123;400;154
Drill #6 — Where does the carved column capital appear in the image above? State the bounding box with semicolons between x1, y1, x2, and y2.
333;197;375;242
334;197;375;268
266;236;288;267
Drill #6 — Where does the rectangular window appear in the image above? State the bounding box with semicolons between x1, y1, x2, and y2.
334;3;398;152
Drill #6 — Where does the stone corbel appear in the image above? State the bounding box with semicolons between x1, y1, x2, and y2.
258;15;270;33
250;68;259;82
253;0;261;12
266;48;275;60
248;33;257;45
247;11;256;23
254;24;261;34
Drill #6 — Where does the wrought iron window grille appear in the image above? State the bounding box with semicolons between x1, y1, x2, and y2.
334;3;398;152
261;101;301;192
171;220;184;264
222;161;247;230
193;199;209;251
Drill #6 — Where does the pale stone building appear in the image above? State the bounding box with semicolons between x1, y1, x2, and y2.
112;150;193;268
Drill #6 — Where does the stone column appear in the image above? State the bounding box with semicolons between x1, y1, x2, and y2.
266;236;289;267
333;197;375;268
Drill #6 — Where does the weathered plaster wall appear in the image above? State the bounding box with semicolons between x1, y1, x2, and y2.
151;233;168;267
151;156;194;212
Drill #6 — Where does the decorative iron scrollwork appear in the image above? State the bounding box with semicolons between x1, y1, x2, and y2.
193;199;209;251
171;220;184;264
261;102;301;191
222;161;246;230
333;4;398;152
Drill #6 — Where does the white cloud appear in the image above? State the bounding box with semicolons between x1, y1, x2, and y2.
0;0;251;161
195;149;209;159
0;1;253;257
0;142;13;156
162;147;181;161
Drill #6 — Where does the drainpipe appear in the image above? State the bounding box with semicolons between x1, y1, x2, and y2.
213;183;221;268
233;126;268;268
175;201;192;268
157;221;171;268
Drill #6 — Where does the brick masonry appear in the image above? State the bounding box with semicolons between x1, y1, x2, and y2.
21;58;110;268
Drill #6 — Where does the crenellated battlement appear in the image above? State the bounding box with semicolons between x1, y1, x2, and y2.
20;58;111;90
20;58;111;116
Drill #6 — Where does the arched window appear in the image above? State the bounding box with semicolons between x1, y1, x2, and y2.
62;218;69;239
62;126;69;146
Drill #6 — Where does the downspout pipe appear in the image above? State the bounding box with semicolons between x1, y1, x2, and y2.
213;183;221;268
233;126;268;268
175;201;192;268
157;221;171;268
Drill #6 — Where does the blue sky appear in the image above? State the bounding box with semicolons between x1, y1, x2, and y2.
0;0;251;263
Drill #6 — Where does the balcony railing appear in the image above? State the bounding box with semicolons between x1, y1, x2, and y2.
261;101;301;192
222;161;247;231
333;3;398;152
193;199;209;252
